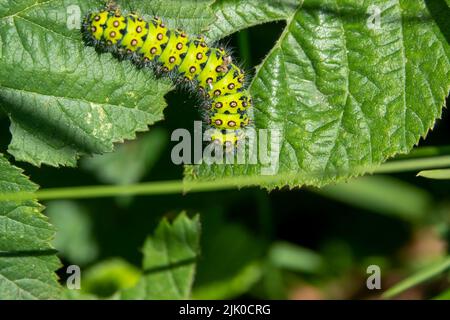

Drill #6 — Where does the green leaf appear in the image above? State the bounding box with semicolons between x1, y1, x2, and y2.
125;0;215;34
268;241;324;274
122;212;201;299
417;168;450;180
81;258;141;298
193;262;262;299
0;154;62;299
206;0;299;40
188;0;450;188
46;200;98;265
193;211;265;299
0;0;172;167
82;128;168;185
434;288;450;300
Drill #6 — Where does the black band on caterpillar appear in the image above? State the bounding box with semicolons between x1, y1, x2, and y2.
82;3;252;149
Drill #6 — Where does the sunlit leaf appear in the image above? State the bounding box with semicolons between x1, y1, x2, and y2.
0;154;61;299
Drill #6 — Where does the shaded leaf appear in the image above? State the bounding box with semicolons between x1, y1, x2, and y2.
122;212;201;299
82;258;141;298
82;128;168;185
46;200;98;265
268;241;324;274
434;288;450;300
193;262;262;299
193;211;265;299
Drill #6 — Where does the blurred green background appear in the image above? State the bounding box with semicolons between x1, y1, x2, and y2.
0;20;448;300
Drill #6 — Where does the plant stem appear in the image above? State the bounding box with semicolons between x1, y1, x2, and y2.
2;154;450;202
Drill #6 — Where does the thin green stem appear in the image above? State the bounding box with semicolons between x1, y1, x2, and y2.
382;257;450;299
0;175;284;201
3;153;450;202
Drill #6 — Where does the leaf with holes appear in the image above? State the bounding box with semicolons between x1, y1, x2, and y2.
0;154;62;299
186;0;450;188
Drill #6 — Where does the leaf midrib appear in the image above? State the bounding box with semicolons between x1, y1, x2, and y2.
249;1;351;171
248;0;422;170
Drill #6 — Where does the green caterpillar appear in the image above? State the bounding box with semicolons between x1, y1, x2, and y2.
83;2;252;148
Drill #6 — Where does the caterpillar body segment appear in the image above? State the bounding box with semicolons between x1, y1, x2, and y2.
83;5;253;148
